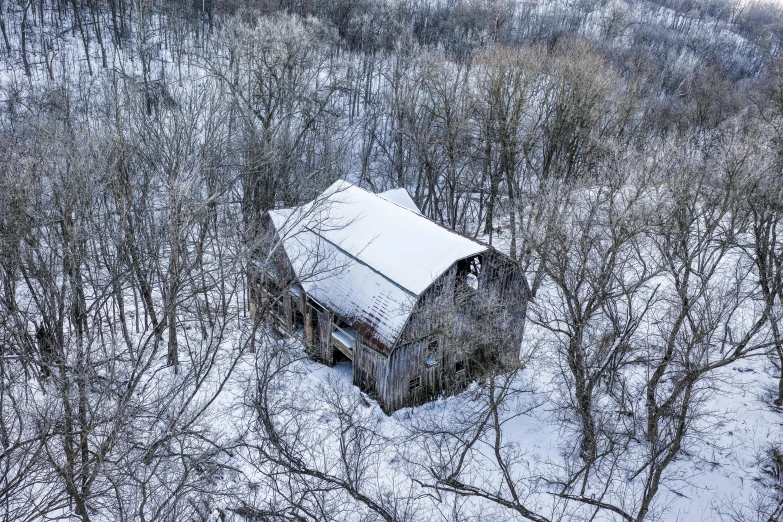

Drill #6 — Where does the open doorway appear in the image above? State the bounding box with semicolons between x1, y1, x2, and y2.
332;349;353;382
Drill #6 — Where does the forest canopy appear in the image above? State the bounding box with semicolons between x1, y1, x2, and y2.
2;0;783;521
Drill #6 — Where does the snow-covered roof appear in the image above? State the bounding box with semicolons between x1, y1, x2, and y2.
268;180;489;350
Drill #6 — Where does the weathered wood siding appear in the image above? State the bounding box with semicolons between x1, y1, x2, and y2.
353;334;388;400
308;304;333;366
380;263;466;412
377;251;529;413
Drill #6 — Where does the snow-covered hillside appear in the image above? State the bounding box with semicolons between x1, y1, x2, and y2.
2;0;783;521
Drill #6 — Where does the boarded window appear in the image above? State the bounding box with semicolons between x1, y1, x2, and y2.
409;376;421;391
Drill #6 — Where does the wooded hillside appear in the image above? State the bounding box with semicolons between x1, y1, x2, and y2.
2;0;783;520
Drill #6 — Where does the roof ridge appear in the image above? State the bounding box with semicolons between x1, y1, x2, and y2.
303;225;418;297
346;183;420;215
349;182;491;250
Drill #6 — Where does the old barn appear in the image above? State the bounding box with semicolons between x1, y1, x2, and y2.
250;180;530;413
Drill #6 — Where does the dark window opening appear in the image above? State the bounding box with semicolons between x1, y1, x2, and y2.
335;317;351;329
426;338;438;367
455;256;482;300
333;348;351;364
409;376;421;391
292;309;305;328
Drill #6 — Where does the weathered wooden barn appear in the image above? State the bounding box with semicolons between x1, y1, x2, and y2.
250;180;530;413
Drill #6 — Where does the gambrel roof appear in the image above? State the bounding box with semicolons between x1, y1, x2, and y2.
268;180;489;350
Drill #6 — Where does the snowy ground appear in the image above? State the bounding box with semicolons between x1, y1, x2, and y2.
1;3;780;520
202;324;782;521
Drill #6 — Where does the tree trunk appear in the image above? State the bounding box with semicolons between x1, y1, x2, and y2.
20;0;32;77
0;0;11;53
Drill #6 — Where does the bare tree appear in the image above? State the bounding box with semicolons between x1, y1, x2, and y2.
525;159;659;489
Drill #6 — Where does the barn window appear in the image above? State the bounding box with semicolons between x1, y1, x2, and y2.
455;360;465;373
426;338;438;366
409;376;421;391
455;256;481;299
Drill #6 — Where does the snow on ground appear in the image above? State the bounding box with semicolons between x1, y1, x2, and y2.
668;361;782;520
207;323;782;521
0;3;779;520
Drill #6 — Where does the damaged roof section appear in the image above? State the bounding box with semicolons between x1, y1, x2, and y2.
268;180;489;350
